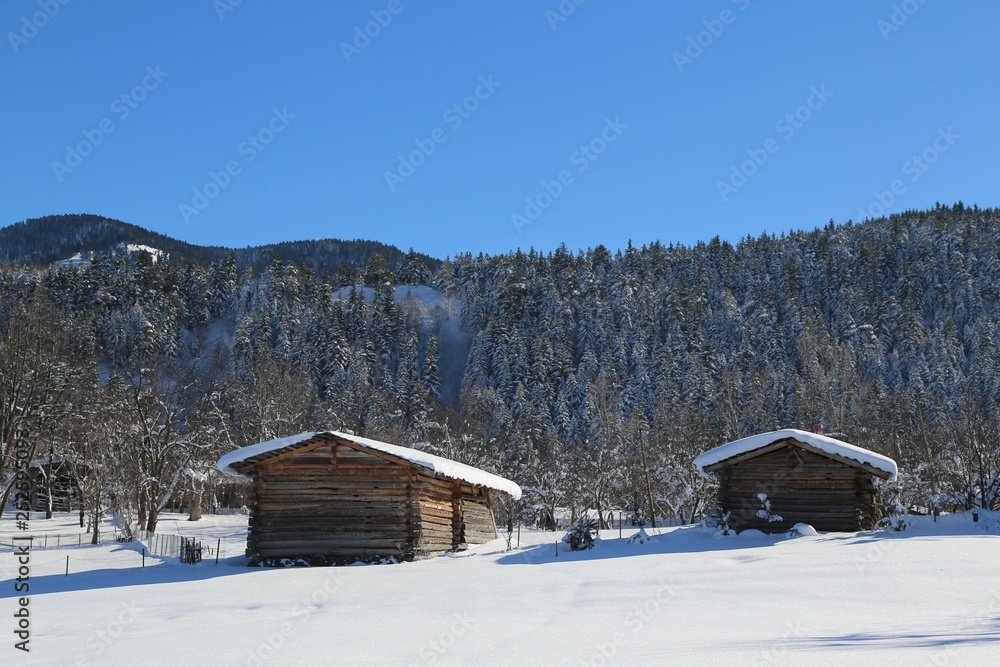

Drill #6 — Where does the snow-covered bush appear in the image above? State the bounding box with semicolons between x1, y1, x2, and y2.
718;510;732;535
875;514;910;532
755;493;783;523
874;478;911;531
627;527;651;544
787;523;818;537
563;517;599;551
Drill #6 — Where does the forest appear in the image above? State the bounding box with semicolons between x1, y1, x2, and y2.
1;202;998;534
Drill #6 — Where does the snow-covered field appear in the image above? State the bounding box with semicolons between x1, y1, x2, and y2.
3;510;999;666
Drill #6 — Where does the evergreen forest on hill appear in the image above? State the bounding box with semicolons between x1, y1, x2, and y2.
1;203;998;530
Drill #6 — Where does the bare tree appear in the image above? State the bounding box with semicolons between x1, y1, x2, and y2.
115;352;230;533
0;293;90;516
228;351;317;445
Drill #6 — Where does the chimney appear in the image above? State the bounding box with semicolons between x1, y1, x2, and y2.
812;423;823;434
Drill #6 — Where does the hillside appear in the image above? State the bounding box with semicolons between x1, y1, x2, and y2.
0;213;440;276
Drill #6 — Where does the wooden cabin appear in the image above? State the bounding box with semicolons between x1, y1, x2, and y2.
694;429;897;533
217;431;521;565
28;458;84;513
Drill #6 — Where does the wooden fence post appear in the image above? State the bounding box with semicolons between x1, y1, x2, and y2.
215;539;221;565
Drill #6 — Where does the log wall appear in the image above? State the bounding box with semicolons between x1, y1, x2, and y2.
460;485;497;546
718;444;878;533
414;474;458;558
244;440;501;563
247;443;416;562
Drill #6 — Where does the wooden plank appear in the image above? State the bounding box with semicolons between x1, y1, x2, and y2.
259;517;410;529
247;436;334;469
260;478;410;489
259;529;409;541
257;489;410;500
255;547;405;557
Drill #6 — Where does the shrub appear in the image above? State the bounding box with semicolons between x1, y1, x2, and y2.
563;517;599;551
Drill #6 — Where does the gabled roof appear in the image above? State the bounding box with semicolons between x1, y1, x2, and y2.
217;431;522;499
694;428;897;481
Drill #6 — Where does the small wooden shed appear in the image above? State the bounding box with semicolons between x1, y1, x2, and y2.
217;431;521;565
694;429;897;533
28;458;85;513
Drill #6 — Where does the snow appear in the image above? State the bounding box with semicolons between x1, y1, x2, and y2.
694;428;898;480
53;252;93;268
53;243;166;268
217;431;522;499
4;509;999;665
183;467;207;482
789;523;819;537
117;243;166;262
216;431;321;475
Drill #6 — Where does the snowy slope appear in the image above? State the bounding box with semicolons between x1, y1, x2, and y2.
116;243;167;262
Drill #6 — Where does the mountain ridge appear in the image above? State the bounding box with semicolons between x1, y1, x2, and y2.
0;213;441;276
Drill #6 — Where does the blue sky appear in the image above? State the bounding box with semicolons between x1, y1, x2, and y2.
2;1;998;259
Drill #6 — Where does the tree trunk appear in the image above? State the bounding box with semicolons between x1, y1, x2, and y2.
45;470;53;520
91;502;101;545
637;436;657;530
188;477;203;522
146;506;159;533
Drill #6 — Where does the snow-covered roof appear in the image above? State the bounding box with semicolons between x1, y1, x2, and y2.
217;431;522;499
694;429;897;480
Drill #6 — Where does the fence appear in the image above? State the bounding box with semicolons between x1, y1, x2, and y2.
1;516;663;581
466;521;658;557
132;528;187;559
130;528;247;564
0;531;120;550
